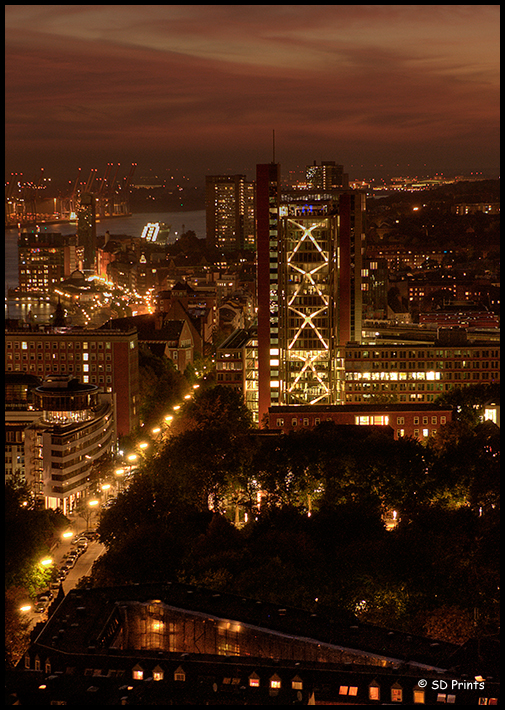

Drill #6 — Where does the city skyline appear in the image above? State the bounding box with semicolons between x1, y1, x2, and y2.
5;5;500;184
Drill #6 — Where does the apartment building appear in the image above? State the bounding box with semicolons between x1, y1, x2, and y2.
24;375;115;512
5;324;139;436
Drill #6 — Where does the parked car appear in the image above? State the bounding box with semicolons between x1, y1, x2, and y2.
76;539;88;551
80;531;99;541
34;601;47;613
71;534;87;545
36;590;53;603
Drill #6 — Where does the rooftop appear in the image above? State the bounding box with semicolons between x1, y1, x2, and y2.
31;581;461;673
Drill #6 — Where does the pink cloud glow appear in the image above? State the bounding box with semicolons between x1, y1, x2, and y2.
5;5;500;181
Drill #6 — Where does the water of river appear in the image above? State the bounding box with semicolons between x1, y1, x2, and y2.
4;210;206;319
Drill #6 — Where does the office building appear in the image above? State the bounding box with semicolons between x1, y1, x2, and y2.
5;325;140;437
205;174;256;251
24;375;115;512
343;340;500;404
256;162;366;423
77;192;97;274
18;232;82;293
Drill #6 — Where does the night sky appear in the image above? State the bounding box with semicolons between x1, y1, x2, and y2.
5;5;500;184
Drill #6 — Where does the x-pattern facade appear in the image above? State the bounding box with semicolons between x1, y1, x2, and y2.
281;216;337;405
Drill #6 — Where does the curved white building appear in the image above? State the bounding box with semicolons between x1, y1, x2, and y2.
24;375;115;513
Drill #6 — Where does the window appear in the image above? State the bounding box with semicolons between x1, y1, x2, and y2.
413;688;425;703
174;667;186;682
270;675;281;689
291;677;303;690
369;684;380;701
132;667;143;680
249;674;260;687
391;685;403;702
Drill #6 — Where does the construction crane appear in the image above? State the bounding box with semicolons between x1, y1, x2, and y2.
105;163;121;215
71;168;82;200
108;163;121;195
124;162;137;192
119;162;137;214
97;162;113;198
84;168;97;193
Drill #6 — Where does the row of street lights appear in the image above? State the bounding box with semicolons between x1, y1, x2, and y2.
120;384;200;466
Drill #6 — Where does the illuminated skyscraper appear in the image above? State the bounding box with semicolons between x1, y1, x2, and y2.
206;175;256;251
256;163;365;424
77;192;97;274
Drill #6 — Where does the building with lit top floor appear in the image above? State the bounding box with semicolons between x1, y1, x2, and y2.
23;375;115;513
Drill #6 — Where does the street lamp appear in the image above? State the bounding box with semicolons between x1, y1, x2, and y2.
86;499;99;531
101;483;111;503
114;467;125;493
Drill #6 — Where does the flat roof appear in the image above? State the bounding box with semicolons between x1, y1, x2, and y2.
269;403;453;413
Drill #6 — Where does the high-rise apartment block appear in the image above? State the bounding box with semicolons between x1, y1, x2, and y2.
256;162;366;424
205;175;255;251
305;160;348;191
77;192;97;274
18;232;83;293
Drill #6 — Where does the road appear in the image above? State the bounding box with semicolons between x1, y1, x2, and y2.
27;513;105;630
